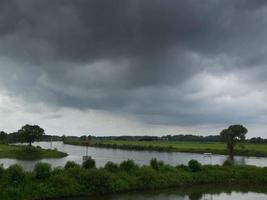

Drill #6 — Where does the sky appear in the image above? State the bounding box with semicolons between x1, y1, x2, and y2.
0;0;267;137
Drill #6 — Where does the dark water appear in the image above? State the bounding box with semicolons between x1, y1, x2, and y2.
1;142;267;170
59;185;267;200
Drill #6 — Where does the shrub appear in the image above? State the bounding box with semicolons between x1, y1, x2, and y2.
65;161;80;169
6;164;25;184
138;166;158;188
188;160;202;172
120;160;138;171
104;162;119;172
34;162;51;179
223;159;233;167
150;158;164;171
82;157;96;169
176;164;190;171
83;169;114;193
23;145;37;153
51;167;64;176
0;164;4;179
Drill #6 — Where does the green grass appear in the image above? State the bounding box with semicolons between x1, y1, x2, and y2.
64;140;267;157
0;144;68;160
1;159;267;199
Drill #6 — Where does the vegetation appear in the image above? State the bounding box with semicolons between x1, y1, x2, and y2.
0;159;267;199
17;124;45;146
0;144;67;160
220;124;248;158
64;139;267;157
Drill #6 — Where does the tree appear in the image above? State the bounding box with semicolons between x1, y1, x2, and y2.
220;124;248;158
18;124;45;145
0;131;8;143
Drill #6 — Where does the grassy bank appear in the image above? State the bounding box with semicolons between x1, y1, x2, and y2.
0;144;68;160
64;140;267;157
1;158;267;199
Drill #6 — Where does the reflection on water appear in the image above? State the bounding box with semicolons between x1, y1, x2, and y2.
60;185;267;200
0;142;267;170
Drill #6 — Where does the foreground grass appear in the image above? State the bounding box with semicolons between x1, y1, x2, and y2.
0;144;68;160
64;140;267;157
1;159;267;200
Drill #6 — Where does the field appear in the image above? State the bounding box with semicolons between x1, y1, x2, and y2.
0;144;68;160
65;140;267;157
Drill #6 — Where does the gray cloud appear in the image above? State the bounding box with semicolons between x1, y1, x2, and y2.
0;0;267;132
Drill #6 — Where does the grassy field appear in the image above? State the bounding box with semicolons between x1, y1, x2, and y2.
65;140;267;157
0;144;68;160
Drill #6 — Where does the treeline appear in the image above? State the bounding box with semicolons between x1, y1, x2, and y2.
0;131;60;144
2;128;267;144
64;134;267;144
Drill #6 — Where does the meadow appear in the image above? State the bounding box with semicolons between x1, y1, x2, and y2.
0;144;68;160
65;140;267;157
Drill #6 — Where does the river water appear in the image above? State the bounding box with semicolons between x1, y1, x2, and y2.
1;142;267;170
61;185;267;200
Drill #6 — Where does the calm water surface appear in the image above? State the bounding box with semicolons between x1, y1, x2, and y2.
60;186;267;200
1;142;267;170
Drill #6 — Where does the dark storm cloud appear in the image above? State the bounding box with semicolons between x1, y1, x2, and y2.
0;0;267;126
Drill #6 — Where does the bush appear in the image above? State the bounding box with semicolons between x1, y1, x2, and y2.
6;164;25;184
51;167;64;176
120;160;138;171
223;159;233;167
82;157;96;169
0;164;4;179
188;160;202;172
65;161;80;169
150;158;164;171
23;145;37;153
104;162;119;172
34;162;51;179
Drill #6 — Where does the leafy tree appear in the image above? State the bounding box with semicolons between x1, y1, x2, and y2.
18;124;45;145
220;124;248;158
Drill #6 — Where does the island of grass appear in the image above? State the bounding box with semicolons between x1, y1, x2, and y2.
0;144;68;160
64;140;267;157
1;158;267;199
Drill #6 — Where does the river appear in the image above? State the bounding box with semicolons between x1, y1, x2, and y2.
1;141;267;170
60;185;267;200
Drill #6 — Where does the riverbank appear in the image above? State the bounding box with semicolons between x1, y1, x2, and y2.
1;159;267;199
64;140;267;157
0;144;68;160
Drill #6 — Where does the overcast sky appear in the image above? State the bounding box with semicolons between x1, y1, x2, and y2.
0;0;267;137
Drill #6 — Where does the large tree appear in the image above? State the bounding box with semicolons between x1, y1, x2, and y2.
220;124;248;158
18;124;45;145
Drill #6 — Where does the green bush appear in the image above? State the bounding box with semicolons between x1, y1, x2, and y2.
6;164;25;184
104;162;119;172
188;160;202;172
120;160;138;171
64;161;80;169
51;167;64;176
82;157;96;169
0;164;4;179
34;162;51;179
23;145;38;153
223;159;233;167
150;158;164;171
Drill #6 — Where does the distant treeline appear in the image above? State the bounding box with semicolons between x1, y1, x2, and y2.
1;130;267;144
64;134;267;144
0;131;62;144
